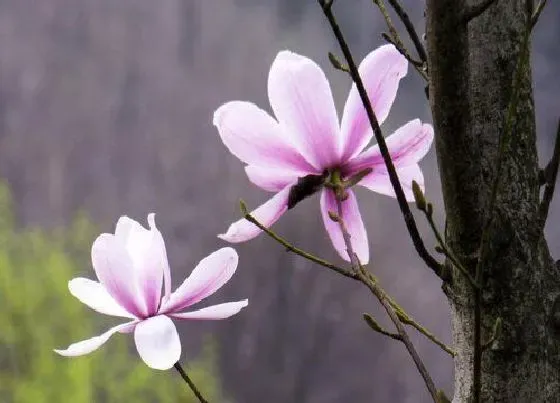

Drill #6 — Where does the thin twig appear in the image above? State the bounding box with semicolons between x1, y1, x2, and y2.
331;192;439;401
174;362;208;403
372;0;427;80
317;0;444;279
463;0;500;24
385;0;427;63
531;0;548;29
539;119;560;226
241;204;357;280
363;313;402;340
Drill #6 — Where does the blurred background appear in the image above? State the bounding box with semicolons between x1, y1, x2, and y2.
0;1;558;402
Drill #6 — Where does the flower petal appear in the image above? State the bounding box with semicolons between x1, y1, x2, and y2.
268;50;340;169
340;45;408;159
112;214;168;315
213;101;314;171
245;165;300;192
359;164;424;201
218;186;290;243
68;278;136;318
171;300;249;320
134;315;181;370
54;321;136;357
320;189;369;264
91;233;146;318
161;247;238;313
346;120;434;173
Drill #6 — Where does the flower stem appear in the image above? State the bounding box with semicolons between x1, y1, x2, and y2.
174;362;208;403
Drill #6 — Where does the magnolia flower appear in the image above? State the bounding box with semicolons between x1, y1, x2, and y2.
55;214;248;370
214;44;433;264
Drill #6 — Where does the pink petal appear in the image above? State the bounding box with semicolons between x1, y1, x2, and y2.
340;45;408;160
346;120;434;174
320;189;369;264
54;321;136;357
245;165;300;192
91;233;147;318
171;300;249;320
113;214;169;315
268;50;341;169
134;315;181;370
68;278;136;318
161;247;239;313
218;186;290;243
213;101;314;171
359;164;424;201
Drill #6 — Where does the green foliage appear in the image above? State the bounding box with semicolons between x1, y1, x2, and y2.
0;183;222;403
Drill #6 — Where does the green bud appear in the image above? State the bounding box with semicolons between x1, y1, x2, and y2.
412;180;427;211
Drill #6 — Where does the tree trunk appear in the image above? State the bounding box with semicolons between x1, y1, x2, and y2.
426;0;560;402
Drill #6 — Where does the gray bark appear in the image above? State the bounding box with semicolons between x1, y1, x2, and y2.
426;0;560;401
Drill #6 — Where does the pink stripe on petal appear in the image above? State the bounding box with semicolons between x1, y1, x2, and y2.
345;120;434;175
340;45;408;160
54;321;136;357
171;300;248;320
320;189;369;264
161;247;239;313
91;234;146;318
268;51;341;169
359;164;424;202
68;278;136;318
218;186;290;243
213;101;314;172
245;165;300;192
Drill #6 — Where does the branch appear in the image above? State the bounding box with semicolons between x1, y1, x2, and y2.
462;0;500;24
174;362;208;403
330;191;439;401
318;0;444;279
531;0;548;29
385;0;427;63
240;201;358;280
363;313;402;341
372;0;427;80
539;119;560;225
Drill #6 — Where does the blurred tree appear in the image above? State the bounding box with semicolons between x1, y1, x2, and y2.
0;182;223;403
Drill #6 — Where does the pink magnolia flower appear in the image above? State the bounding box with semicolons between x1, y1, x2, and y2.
55;214;248;370
214;44;433;264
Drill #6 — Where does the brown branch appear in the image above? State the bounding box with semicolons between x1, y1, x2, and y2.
539;118;560;226
317;0;444;279
462;0;500;24
331;191;439;402
385;0;427;63
174;362;208;403
531;0;548;29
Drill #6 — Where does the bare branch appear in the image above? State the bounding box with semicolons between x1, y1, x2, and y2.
174;362;209;403
385;0;427;63
317;0;444;279
531;0;548;28
463;0;500;24
539;118;560;225
363;313;402;341
330;190;439;401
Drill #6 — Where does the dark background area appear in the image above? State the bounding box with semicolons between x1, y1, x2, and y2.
0;1;558;401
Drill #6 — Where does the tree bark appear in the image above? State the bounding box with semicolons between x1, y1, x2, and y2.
426;0;560;402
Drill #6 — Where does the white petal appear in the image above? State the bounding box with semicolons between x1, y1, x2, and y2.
340;44;408;159
134;315;181;370
218;186;290;243
268;50;341;169
245;165;300;192
359;164;424;201
68;278;135;318
171;300;249;320
161;248;238;313
54;321;136;357
320;189;369;264
213;101;314;171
